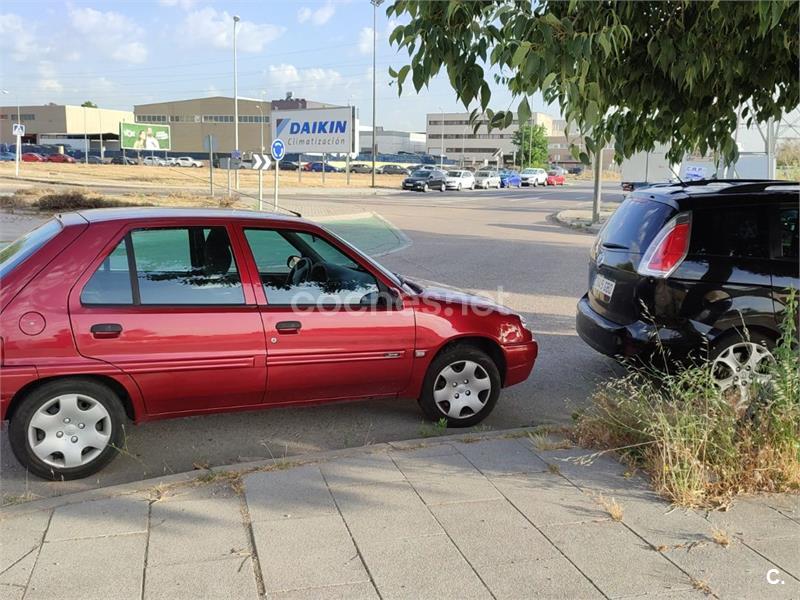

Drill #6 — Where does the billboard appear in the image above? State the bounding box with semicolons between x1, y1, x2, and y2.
271;106;357;154
120;123;171;151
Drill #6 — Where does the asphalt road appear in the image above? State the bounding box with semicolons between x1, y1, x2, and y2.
0;182;624;501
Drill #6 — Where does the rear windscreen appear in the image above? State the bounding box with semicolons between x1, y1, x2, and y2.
600;198;675;254
0;219;63;278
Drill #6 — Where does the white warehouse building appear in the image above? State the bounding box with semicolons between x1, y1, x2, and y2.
359;126;427;155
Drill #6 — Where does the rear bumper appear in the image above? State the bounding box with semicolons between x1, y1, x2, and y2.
503;341;538;387
576;294;696;358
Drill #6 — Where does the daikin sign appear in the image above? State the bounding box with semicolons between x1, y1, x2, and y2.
271;106;358;154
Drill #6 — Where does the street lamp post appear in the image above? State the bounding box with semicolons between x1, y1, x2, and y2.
256;104;264;210
370;0;384;188
1;90;20;177
83;106;88;164
233;14;241;190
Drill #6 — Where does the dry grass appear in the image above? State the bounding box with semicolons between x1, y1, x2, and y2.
710;527;732;548
547;463;561;475
596;495;624;521
691;578;713;595
529;432;574;451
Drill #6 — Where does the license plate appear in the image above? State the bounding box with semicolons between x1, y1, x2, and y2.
593;274;616;301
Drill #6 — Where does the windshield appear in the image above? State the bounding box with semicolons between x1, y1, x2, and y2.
321;226;409;291
447;171;462;177
411;170;429;177
0;219;63;279
476;170;493;177
600;197;676;254
522;169;535;174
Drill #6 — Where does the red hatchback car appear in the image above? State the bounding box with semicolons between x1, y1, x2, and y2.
0;209;537;479
546;170;566;186
46;153;76;163
21;153;46;162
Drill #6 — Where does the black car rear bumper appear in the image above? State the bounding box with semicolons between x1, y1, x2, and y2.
576;294;698;358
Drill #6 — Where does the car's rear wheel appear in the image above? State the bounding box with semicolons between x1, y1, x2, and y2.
710;331;776;411
418;345;501;427
9;379;126;480
440;182;446;192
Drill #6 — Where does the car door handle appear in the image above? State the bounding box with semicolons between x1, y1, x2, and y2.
90;323;123;339
276;321;302;333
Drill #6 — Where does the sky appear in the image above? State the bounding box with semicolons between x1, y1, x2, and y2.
0;0;556;132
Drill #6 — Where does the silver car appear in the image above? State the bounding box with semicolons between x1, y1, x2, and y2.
445;170;475;190
474;169;501;189
520;167;547;187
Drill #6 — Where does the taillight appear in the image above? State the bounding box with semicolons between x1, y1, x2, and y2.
638;212;691;278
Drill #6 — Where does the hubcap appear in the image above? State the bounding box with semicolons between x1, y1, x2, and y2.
712;342;774;407
27;394;112;469
433;360;491;419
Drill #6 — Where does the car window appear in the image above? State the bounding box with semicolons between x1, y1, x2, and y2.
778;207;799;260
689;207;770;259
82;227;244;305
244;228;379;306
600;198;676;254
0;218;63;279
447;171;461;177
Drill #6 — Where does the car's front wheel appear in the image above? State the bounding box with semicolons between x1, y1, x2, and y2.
440;182;446;192
419;345;501;427
422;183;429;192
9;378;126;480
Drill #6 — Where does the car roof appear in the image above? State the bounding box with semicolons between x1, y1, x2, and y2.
631;180;799;210
70;207;305;225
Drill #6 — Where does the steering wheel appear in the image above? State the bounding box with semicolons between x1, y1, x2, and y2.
286;257;313;286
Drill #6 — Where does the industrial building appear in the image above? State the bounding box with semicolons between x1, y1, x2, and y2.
133;96;334;154
0;104;133;153
359;126;427;155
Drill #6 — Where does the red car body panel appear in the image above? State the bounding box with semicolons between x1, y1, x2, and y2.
546;173;565;185
0;209;538;423
46;154;76;163
21;153;46;162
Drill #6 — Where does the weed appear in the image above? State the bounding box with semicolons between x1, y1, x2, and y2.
597;495;624;521
710;527;732;547
1;491;40;506
529;432;573;451
419;418;449;438
691;578;713;595
547;463;561;475
576;290;800;508
35;191;148;211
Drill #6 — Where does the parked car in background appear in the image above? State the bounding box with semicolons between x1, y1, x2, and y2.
381;164;411;176
164;157;179;167
305;162;340;173
0;151;15;161
409;164;437;173
0;208;537;479
280;161;301;171
350;163;372;173
474;169;501;189
47;154;77;164
546;170;566;186
86;156;104;165
21;153;46;162
568;166;585;175
176;156;203;168
402;169;447;192
445;170;475;190
499;170;522;188
143;156;166;167
548;166;568;177
110;156;137;165
520;168;548;187
577;180;798;399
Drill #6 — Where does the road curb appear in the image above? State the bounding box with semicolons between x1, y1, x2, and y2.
0;425;549;518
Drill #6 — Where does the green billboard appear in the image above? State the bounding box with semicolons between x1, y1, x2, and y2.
120;123;171;151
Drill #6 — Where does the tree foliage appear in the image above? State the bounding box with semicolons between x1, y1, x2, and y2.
512;123;549;168
387;0;799;165
81;101;97;108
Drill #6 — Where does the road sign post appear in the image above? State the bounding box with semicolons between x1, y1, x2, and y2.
12;123;24;178
270;139;286;212
249;152;272;210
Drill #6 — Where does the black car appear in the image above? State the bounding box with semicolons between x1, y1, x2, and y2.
382;164;410;176
577;180;798;390
402;169;447;192
279;161;300;171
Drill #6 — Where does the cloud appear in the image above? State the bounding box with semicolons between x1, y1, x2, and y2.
37;62;63;93
0;13;40;62
159;0;198;8
266;63;346;98
179;7;285;53
297;2;335;25
358;27;373;55
68;7;149;63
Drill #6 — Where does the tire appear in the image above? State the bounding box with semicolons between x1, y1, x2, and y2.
9;378;126;480
440;183;446;192
457;183;462;191
709;330;776;410
418;345;501;428
423;183;428;192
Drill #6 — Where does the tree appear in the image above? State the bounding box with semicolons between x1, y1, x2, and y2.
81;101;97;108
512;123;548;168
387;1;799;166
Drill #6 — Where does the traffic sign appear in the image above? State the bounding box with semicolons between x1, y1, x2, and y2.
203;135;217;152
271;139;285;161
251;153;271;171
12;123;25;136
231;149;241;160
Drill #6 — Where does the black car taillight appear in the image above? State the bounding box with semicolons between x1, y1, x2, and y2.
637;212;691;278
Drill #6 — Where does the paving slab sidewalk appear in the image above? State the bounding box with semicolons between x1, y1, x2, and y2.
1;429;798;600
